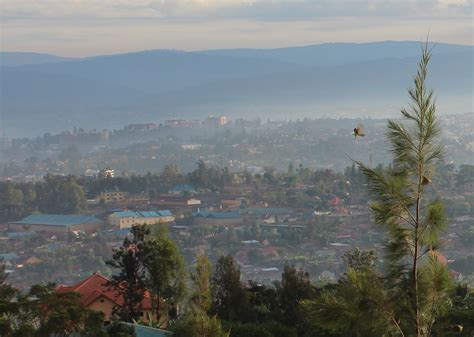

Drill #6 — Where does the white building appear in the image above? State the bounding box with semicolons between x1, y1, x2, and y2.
108;210;175;229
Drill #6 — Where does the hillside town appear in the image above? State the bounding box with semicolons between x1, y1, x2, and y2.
1;148;473;291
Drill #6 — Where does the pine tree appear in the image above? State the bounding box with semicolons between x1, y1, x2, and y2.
190;253;212;313
355;43;450;336
305;45;452;337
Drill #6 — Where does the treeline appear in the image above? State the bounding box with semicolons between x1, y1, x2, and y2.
1;160;473;223
0;175;86;222
0;160;367;222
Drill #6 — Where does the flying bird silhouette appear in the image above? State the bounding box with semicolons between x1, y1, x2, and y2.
353;125;366;139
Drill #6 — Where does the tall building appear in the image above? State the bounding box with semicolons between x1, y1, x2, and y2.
205;115;228;126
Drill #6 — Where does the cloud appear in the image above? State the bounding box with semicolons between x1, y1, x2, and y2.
1;0;471;56
1;0;471;21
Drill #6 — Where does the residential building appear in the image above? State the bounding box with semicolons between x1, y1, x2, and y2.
57;274;155;323
97;190;126;203
108;210;175;229
205;115;228;127
99;168;115;178
152;195;201;213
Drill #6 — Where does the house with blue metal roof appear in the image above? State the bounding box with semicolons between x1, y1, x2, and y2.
108;210;175;229
9;214;103;234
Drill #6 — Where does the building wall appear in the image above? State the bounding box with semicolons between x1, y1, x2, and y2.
98;191;126;203
88;297;157;323
89;297;116;322
108;215;175;229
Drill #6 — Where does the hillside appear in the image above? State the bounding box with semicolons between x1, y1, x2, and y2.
1;41;472;136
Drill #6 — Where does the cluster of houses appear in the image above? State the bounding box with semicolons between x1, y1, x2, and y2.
56;273;170;336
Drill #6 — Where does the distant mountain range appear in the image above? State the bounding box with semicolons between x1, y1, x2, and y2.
1;41;472;136
1;52;77;67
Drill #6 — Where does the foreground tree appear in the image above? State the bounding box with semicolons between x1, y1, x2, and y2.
171;254;228;337
0;263;19;336
306;45;453;336
144;225;186;326
211;255;248;322
358;43;453;337
275;263;314;329
108;225;186;325
107;225;149;322
305;249;397;336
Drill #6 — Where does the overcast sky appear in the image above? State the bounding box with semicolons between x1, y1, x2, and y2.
1;0;472;57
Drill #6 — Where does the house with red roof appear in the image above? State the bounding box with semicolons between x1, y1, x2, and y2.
57;273;155;323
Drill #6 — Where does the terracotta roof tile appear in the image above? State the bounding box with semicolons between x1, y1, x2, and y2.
57;273;152;309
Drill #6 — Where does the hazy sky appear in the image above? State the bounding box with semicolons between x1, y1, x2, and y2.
1;0;472;57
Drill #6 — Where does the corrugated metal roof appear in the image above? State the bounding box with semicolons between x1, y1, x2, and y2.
193;208;291;219
112;210;173;218
12;214;101;227
122;323;170;337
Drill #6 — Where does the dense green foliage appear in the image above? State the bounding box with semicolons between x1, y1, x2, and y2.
107;224;185;326
0;264;106;337
106;225;150;322
0;174;86;222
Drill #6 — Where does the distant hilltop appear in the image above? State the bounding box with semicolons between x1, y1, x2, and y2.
1;41;472;136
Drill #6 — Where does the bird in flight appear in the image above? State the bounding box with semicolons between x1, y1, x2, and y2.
353;125;366;139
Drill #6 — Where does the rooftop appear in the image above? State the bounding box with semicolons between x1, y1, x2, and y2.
111;210;173;218
57;273;152;309
123;323;170;337
12;214;101;227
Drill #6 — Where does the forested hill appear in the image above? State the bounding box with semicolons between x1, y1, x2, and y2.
1;41;472;136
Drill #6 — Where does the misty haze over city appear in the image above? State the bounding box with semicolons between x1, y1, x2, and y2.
0;1;473;337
